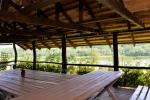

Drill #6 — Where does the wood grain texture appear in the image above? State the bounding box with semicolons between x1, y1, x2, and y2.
10;70;123;100
0;69;78;97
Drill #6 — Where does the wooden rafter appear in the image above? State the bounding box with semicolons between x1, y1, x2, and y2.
67;39;76;48
78;31;92;46
24;44;32;50
9;0;22;11
79;0;83;22
55;2;74;23
127;21;135;46
16;43;27;50
82;0;111;47
57;31;76;48
84;38;92;47
97;0;144;28
55;3;76;48
0;27;54;37
82;17;123;24
17;22;28;30
20;0;73;14
31;41;40;49
76;1;94;46
41;42;51;49
36;9;61;49
0;0;10;11
0;11;96;32
56;1;91;47
0;34;37;40
51;39;61;48
123;0;150;12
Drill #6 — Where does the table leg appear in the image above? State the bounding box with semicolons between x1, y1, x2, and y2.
107;88;117;100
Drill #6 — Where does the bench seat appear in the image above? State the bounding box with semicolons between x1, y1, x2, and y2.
130;85;150;100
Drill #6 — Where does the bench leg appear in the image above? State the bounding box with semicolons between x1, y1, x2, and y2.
106;88;117;100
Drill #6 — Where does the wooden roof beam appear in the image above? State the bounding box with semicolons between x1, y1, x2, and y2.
97;0;144;28
9;0;22;11
79;0;83;22
127;21;135;46
55;2;74;23
57;30;76;48
16;43;27;50
67;39;76;48
0;11;96;33
78;31;92;46
0;27;54;37
41;42;51;49
36;9;64;49
20;0;74;14
79;3;112;50
54;3;76;48
0;0;10;11
84;38;92;47
34;43;41;50
24;44;32;50
0;36;38;42
17;22;28;30
82;0;111;47
82;17;123;24
51;39;61;48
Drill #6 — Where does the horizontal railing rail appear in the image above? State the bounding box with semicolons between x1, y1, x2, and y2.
17;60;61;64
16;60;150;70
0;61;14;63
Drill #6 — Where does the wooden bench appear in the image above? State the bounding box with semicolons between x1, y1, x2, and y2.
130;85;150;100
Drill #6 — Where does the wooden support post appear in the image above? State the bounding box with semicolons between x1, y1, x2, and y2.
113;32;119;71
32;41;36;70
13;43;17;69
61;33;67;74
113;32;119;87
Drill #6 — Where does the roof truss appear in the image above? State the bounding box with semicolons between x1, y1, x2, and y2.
97;0;144;28
0;11;96;32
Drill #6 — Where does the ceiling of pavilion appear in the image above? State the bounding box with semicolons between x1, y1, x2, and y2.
0;0;150;50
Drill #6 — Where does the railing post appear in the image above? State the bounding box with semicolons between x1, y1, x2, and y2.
61;33;67;73
13;43;17;69
113;32;119;71
32;41;36;70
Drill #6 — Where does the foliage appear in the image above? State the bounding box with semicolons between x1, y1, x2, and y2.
1;44;150;87
0;66;6;71
0;52;9;62
118;69;150;87
17;62;62;73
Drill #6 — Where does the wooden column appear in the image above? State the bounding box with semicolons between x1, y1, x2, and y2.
61;33;67;73
13;43;17;69
32;41;36;70
113;32;119;71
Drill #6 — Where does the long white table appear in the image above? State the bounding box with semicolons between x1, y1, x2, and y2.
0;69;123;100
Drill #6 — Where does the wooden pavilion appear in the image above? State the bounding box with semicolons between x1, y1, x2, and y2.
0;0;150;100
0;0;150;72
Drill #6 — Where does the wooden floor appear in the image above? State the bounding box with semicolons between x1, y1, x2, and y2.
97;87;135;100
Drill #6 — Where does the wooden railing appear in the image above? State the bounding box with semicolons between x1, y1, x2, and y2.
16;60;150;70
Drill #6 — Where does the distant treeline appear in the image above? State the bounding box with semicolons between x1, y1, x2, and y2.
0;44;150;61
